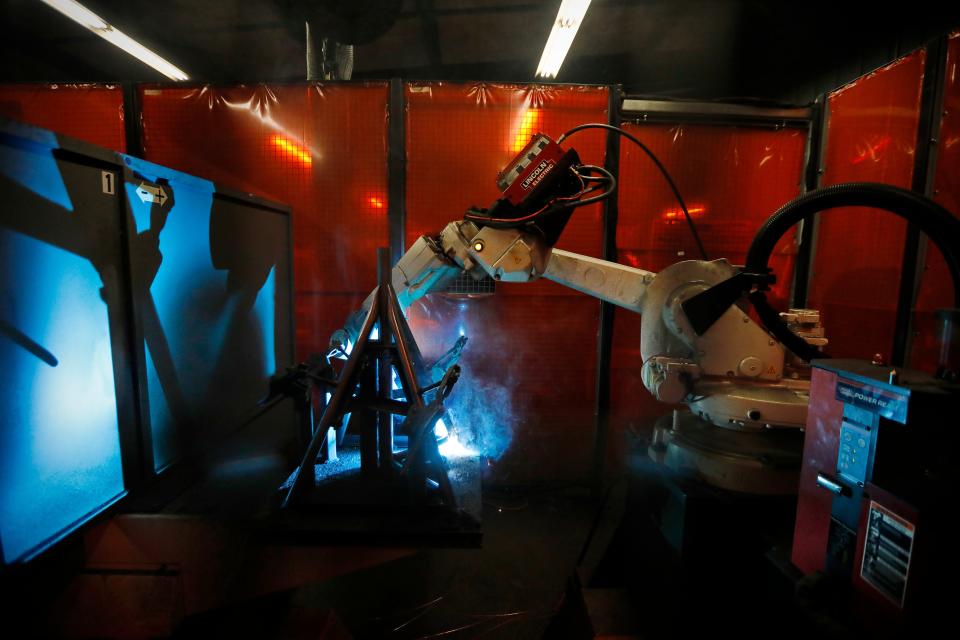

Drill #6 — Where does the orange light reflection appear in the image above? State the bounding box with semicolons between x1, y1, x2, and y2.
511;109;543;153
270;134;313;167
661;205;706;223
851;136;891;165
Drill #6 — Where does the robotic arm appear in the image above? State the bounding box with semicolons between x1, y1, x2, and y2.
338;130;812;432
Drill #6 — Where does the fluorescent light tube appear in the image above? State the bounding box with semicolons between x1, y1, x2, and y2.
536;0;592;79
39;0;189;81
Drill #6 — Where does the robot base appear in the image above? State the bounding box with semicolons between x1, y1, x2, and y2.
649;410;804;495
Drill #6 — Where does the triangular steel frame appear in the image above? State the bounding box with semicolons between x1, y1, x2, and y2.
282;249;459;509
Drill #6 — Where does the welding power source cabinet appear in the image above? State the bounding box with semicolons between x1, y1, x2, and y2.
791;359;958;631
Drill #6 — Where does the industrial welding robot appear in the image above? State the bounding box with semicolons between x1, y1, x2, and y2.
338;128;816;495
334;125;960;506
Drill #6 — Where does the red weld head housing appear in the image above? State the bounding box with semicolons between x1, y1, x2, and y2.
478;133;583;246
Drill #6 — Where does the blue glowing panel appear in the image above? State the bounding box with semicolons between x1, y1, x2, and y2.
121;157;293;472
254;267;277;377
124;168;222;470
0;141;125;562
143;340;175;467
0;119;293;562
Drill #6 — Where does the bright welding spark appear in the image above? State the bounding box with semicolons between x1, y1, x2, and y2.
438;433;477;459
270;135;313;167
333;339;353;360
435;419;478;458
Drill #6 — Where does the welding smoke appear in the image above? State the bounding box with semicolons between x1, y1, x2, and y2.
444;369;513;460
408;295;517;461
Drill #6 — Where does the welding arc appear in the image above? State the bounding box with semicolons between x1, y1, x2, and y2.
558;123;709;260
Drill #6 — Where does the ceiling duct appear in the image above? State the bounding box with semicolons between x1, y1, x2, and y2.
290;0;401;80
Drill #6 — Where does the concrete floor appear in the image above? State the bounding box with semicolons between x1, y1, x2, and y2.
174;486;601;639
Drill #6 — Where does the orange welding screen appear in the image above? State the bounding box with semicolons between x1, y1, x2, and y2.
911;32;960;373
609;122;807;464
807;51;926;363
405;83;608;484
0;84;126;152
139;84;390;359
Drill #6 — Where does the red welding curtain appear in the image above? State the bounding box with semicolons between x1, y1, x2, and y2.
608;122;807;472
404;83;608;484
0;84;126;152
911;31;960;373
138;83;390;358
807;51;926;363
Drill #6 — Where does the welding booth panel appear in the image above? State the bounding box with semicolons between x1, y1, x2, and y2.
615;123;806;279
806;51;926;362
0;123;129;563
609;122;807;460
0;84;126;152
0;119;295;562
405;83;608;483
911;31;960;373
121;155;294;473
138;84;390;360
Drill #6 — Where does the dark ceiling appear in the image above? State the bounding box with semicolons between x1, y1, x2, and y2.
2;0;959;105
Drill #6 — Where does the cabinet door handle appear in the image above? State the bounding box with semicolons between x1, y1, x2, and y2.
816;472;849;496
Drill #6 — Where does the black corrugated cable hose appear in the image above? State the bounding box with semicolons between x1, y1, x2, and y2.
744;182;960;362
